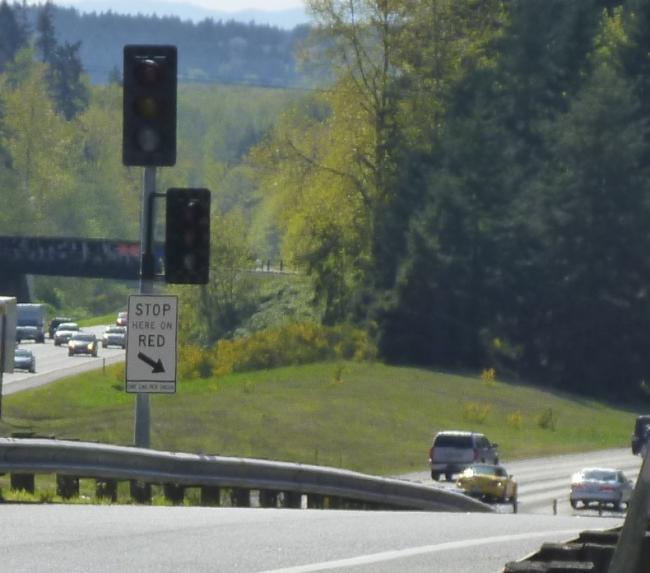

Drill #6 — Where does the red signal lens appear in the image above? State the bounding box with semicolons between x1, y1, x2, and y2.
135;59;161;85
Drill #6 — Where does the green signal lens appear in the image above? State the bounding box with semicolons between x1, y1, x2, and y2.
137;127;161;152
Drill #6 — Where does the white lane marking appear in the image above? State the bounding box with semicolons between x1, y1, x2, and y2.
258;529;582;573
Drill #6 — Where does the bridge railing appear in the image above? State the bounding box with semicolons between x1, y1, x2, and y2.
0;437;492;511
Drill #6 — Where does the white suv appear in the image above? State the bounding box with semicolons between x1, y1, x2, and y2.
429;431;499;481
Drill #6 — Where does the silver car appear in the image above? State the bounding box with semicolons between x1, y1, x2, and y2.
53;322;80;346
429;430;499;481
13;348;36;373
569;468;633;511
102;326;126;349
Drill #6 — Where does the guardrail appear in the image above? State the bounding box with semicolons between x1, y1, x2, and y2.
0;438;492;512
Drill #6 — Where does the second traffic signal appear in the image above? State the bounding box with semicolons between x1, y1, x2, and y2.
165;188;211;284
123;44;177;166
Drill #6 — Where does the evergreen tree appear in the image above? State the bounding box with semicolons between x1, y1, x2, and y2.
34;3;89;119
47;41;90;120
531;11;650;399
0;0;28;72
36;2;57;64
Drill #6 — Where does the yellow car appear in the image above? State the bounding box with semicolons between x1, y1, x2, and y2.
456;463;518;507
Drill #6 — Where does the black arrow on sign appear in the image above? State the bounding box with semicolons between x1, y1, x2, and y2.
137;352;165;373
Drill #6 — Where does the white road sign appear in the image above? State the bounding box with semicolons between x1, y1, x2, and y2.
126;294;178;393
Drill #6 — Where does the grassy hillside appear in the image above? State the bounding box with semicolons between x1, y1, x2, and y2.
0;362;638;476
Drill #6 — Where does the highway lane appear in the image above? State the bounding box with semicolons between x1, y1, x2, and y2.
0;504;623;573
398;448;642;518
2;324;125;396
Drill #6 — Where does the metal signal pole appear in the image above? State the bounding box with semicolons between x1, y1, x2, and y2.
134;166;157;448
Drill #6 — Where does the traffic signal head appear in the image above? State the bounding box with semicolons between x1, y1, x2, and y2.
123;45;177;166
165;188;211;284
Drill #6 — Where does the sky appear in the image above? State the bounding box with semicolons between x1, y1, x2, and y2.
190;0;305;9
56;0;309;27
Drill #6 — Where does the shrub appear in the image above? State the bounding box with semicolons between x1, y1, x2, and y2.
536;407;557;431
212;322;376;376
481;368;497;387
179;345;215;380
331;364;345;385
462;402;492;424
507;411;523;430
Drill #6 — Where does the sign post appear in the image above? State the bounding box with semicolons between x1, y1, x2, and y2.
126;294;178;394
0;297;17;419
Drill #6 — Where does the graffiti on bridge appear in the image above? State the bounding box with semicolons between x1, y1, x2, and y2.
0;236;164;280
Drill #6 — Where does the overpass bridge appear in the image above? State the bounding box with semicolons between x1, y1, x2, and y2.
0;235;163;301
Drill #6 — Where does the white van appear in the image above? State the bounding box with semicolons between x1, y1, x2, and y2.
429;431;499;481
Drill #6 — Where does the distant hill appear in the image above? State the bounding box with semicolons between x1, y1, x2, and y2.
54;0;310;29
22;4;315;86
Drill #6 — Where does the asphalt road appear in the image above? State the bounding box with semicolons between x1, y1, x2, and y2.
1;324;125;396
0;504;624;573
398;448;642;518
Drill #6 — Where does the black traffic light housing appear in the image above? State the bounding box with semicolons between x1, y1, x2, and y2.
165;188;211;284
123;45;177;166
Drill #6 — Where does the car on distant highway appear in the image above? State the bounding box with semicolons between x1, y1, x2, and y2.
569;467;633;511
116;311;128;326
631;415;650;456
429;430;499;481
13;348;36;373
48;316;72;339
68;333;98;357
101;326;126;349
53;322;80;346
456;463;517;507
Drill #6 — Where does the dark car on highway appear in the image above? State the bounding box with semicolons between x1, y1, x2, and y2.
631;415;650;456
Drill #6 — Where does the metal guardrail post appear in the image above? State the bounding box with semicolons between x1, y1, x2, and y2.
96;479;118;502
258;490;279;508
163;483;185;504
200;486;221;506
230;487;251;507
56;474;79;499
10;472;34;494
129;480;152;504
608;445;650;573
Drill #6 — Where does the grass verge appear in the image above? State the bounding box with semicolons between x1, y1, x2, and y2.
0;361;640;478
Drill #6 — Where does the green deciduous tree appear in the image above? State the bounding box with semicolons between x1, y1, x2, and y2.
0;51;78;234
177;208;257;345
